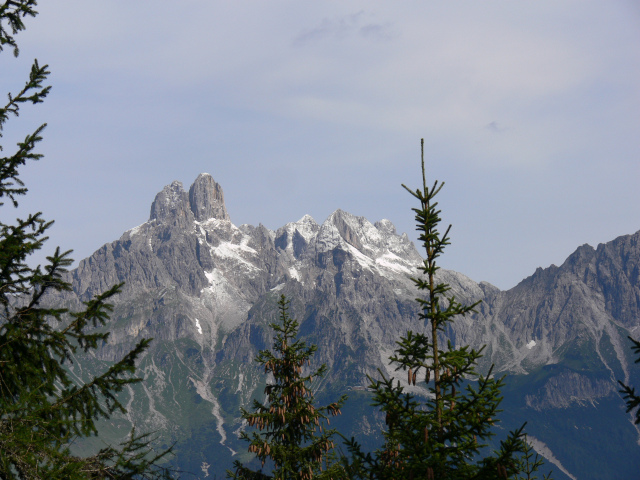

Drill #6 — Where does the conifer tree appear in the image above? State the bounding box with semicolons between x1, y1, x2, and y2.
618;336;640;425
0;2;172;478
512;436;552;480
344;140;532;479
229;295;347;480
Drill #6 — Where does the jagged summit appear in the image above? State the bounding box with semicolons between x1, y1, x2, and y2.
317;209;420;263
375;218;397;236
149;180;191;225
274;215;320;259
149;173;229;225
189;173;229;222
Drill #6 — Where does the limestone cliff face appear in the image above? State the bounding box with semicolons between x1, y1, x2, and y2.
525;370;617;410
64;174;640;480
188;173;229;222
149;180;193;226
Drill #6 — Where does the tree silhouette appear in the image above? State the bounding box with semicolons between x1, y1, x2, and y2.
229;295;346;480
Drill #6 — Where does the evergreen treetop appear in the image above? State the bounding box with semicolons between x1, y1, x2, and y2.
344;139;538;480
229;295;347;480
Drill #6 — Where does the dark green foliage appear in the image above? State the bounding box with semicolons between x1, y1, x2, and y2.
228;295;346;480
513;436;551;480
0;0;39;57
618;336;640;425
0;2;172;477
344;140;541;479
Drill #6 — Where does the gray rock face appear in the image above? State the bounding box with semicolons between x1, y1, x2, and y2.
64;174;640;480
476;231;640;381
189;173;230;222
525;370;616;410
149;181;193;226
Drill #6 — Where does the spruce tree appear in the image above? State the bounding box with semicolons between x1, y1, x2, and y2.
618;336;640;425
228;295;347;480
345;140;532;479
512;436;552;480
0;2;172;478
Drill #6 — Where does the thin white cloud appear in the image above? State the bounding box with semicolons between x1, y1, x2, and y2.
292;11;366;46
292;11;396;46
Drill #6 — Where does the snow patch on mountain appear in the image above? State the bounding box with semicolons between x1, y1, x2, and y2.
292;214;319;243
127;221;147;237
274;215;320;258
211;241;260;272
202;270;235;304
346;244;375;272
375;252;415;275
288;267;301;281
315;221;343;253
235;373;244;394
190;376;236;455
341;212;385;248
527;436;577;480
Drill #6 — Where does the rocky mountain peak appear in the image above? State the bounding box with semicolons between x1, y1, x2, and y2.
189;173;230;222
147;174;230;226
321;209;421;262
149;180;192;225
274;215;320;258
375;219;397;236
328;209;364;251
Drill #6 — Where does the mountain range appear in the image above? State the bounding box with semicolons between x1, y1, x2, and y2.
60;173;640;479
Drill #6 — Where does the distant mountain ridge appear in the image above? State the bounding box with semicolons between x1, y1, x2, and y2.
62;174;640;479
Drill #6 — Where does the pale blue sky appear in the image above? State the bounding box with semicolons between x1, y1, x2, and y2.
2;1;639;289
